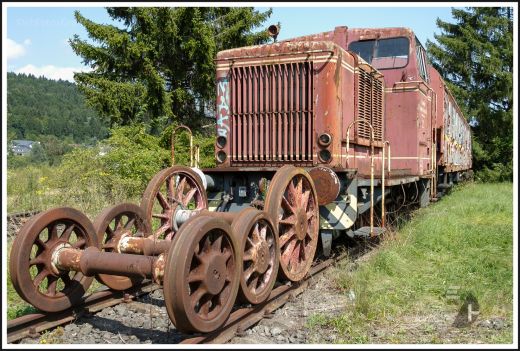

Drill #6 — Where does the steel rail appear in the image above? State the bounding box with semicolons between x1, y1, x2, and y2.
6;210;41;222
180;247;365;344
6;282;160;343
7;244;367;344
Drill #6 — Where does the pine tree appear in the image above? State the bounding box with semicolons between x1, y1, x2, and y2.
70;7;272;132
426;7;513;181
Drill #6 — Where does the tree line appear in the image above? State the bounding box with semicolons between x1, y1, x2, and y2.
7;7;512;182
7;72;109;144
427;7;513;181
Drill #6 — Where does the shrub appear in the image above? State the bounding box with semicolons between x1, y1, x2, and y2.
475;162;513;183
50;125;171;198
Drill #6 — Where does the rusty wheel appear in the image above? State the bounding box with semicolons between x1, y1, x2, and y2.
93;203;151;291
265;165;319;282
9;208;98;312
163;216;240;333
141;166;207;241
231;208;279;305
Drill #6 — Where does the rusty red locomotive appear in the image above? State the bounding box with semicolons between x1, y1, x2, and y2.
9;26;472;336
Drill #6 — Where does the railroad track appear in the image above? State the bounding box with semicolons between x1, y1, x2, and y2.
180;249;357;344
6;241;370;345
7;210;41;238
7;210;41;222
6;282;160;343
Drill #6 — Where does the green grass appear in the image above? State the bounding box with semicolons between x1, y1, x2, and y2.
7;165;138;218
6;163;137;320
322;182;513;344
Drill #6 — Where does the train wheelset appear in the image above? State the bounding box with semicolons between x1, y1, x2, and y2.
9;165;319;334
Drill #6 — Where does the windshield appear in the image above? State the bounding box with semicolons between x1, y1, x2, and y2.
348;37;409;69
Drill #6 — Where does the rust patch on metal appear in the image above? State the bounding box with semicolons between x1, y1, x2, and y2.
54;246;82;272
79;247;154;278
308;166;341;205
142;239;172;256
118;235;144;254
152;253;166;284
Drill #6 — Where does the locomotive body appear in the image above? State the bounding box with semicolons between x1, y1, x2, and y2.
202;25;472;245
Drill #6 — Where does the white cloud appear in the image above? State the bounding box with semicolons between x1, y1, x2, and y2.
14;64;90;82
6;38;27;60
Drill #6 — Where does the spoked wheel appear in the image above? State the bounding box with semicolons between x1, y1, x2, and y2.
9;207;98;312
265;165;319;282
93;203;151;291
231;208;279;305
141;166;207;241
163;216;240;333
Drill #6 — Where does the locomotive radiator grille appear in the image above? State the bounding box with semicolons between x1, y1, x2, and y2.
230;62;314;164
356;67;384;142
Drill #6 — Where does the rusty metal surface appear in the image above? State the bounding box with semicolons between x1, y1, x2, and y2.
429;57;471;174
152;253;166;284
308;166;341;205
212;24;471;181
9;208;98;313
231;208;279;305
93;203;151;291
347;28;434;178
217;40;337;61
140;166;208;240
437;78;472;172
213;27;388;178
228;61;314;165
54;247;82;272
264;166;319;282
141;238;172;256
79;247;156;278
163;216;240;334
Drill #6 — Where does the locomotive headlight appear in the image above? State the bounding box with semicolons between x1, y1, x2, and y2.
319;149;332;163
318;133;332;147
216;150;227;163
216;136;227;149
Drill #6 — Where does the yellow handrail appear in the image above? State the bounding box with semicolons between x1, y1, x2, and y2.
382;140;391;228
171;125;194;167
346;119;375;236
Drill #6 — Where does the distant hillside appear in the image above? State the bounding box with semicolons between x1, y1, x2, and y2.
7;72;109;144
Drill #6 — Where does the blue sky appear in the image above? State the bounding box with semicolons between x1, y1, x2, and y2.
5;4;457;82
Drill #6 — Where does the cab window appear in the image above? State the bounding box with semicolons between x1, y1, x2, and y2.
415;37;430;83
349;37;409;69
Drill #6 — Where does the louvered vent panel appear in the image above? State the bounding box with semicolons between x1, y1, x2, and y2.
356;67;384;142
230;62;314;164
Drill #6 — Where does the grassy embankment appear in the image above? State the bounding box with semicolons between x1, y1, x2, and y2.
308;182;513;344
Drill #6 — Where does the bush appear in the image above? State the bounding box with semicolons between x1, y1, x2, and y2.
101;124;171;196
8;124;214;216
475;162;513;183
51;125;171;198
39;135;74;166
